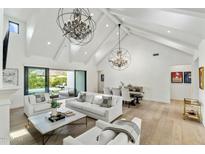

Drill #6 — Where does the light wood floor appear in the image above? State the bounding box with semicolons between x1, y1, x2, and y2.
10;100;205;145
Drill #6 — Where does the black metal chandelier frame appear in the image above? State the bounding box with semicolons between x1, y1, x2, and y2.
108;24;131;71
56;8;96;46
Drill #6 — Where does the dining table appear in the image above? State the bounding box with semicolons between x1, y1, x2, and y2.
129;91;143;105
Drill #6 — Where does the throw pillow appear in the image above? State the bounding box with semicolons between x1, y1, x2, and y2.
100;96;112;108
40;94;46;102
77;93;86;102
93;95;103;105
35;95;42;103
97;130;116;145
35;94;46;103
85;94;94;103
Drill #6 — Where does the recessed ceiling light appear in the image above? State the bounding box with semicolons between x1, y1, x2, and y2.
84;51;87;55
167;30;171;33
90;13;94;16
47;42;51;45
105;24;109;28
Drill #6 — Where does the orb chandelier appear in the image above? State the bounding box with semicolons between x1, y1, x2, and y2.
108;24;131;71
56;8;96;46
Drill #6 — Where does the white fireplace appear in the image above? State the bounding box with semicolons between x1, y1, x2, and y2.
0;87;18;144
0;8;19;145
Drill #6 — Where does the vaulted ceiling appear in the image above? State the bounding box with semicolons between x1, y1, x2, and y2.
4;8;205;65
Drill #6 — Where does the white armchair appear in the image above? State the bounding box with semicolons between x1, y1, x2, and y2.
24;93;52;117
63;117;142;145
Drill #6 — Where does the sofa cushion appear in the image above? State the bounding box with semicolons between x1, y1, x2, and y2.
85;94;94;103
29;95;36;104
77;93;86;102
111;96;118;106
97;130;116;145
81;103;106;116
93;95;103;105
33;103;51;112
67;100;84;109
100;96;112;108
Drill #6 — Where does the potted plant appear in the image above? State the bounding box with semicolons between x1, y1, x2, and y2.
51;99;60;116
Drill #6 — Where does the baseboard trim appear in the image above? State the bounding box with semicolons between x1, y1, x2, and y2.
143;99;170;104
10;106;23;111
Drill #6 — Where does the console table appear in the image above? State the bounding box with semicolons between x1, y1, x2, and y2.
183;98;202;122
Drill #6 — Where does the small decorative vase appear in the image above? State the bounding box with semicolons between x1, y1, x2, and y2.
51;108;58;116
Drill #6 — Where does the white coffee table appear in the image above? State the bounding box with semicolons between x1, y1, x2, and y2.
27;107;87;144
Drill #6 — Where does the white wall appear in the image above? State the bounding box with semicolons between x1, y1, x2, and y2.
170;65;192;100
198;40;205;126
98;35;193;103
4;16;98;109
67;71;74;89
192;58;199;99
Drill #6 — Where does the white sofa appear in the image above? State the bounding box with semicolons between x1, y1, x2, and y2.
65;92;123;122
63;117;141;145
24;93;52;117
59;87;75;99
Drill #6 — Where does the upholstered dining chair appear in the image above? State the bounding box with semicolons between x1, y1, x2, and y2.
112;88;121;96
103;87;112;95
121;88;134;108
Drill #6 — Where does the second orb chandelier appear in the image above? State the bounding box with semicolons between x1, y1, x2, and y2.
108;24;131;71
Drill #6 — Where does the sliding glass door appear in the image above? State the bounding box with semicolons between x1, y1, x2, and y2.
24;67;86;97
74;70;87;96
49;69;75;97
49;69;68;95
24;66;49;95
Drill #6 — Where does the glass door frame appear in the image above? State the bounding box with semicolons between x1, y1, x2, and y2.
74;70;87;96
24;66;49;95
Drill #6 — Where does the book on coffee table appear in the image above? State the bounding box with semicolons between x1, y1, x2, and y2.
48;114;65;122
63;111;75;117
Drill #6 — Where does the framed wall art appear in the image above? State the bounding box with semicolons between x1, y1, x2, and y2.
184;72;191;84
3;68;19;86
199;66;204;90
171;72;183;83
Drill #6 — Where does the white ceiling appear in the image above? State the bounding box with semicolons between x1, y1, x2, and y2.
4;8;205;64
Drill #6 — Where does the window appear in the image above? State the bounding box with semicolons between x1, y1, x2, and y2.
9;21;19;34
24;67;49;95
24;66;87;96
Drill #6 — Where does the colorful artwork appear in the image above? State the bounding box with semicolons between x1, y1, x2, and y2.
184;72;191;83
171;72;183;83
199;67;204;90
